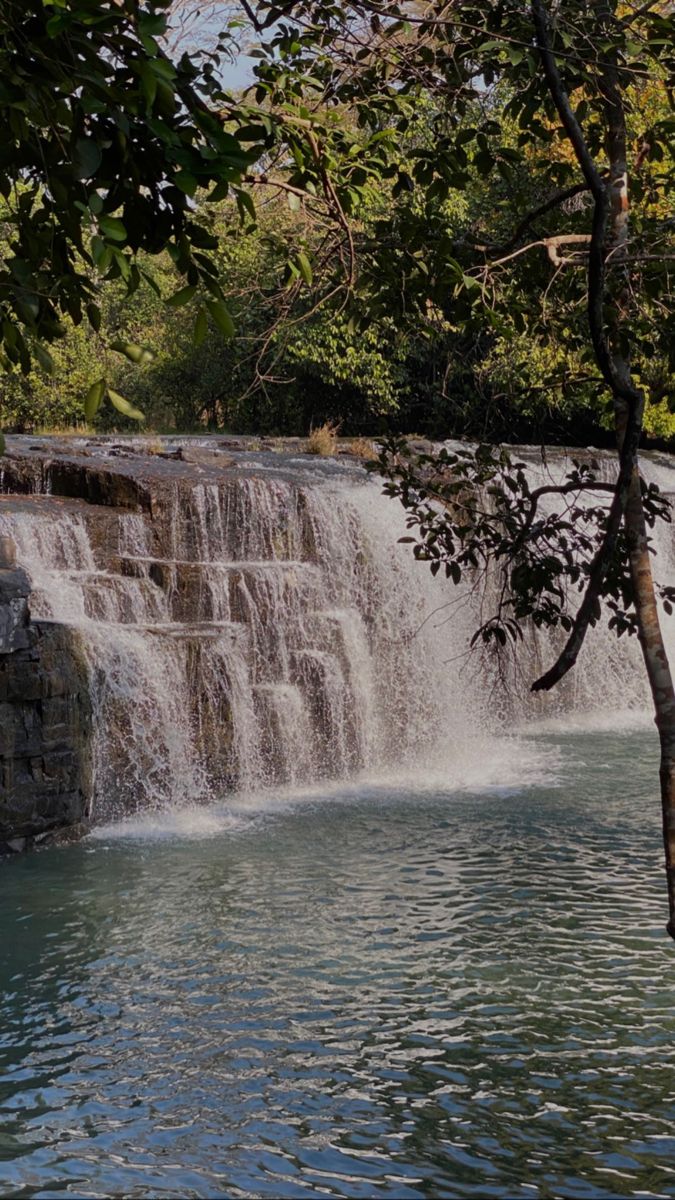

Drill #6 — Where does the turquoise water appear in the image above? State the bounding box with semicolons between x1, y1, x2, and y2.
2;729;675;1199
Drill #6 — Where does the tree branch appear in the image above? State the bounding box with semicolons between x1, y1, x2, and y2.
243;172;314;200
478;182;591;257
531;0;616;393
531;482;626;691
473;233;592;272
529;480;615;505
238;0;264;31
530;0;643;692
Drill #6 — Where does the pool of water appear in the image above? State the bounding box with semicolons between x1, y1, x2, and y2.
2;728;675;1199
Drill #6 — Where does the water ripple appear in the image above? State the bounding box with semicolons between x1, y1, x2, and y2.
2;730;675;1198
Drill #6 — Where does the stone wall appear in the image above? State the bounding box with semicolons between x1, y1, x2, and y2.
0;536;92;853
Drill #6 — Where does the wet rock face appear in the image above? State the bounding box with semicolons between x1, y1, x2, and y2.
0;561;92;853
0;563;32;656
0;448;154;511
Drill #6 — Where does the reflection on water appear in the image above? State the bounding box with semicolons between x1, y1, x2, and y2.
2;729;675;1199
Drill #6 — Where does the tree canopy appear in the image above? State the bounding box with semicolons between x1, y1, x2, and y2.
0;0;263;422
2;1;674;433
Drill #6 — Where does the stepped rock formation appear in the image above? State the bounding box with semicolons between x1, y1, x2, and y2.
0;436;472;845
1;435;670;850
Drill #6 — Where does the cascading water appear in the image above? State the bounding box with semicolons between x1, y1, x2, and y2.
492;447;675;728
0;443;484;817
1;438;672;823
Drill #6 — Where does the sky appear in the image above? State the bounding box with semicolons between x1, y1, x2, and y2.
170;4;259;92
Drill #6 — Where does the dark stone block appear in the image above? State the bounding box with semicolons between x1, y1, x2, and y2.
0;565;30;603
0;658;44;702
0;536;16;569
0;566;32;655
0;616;92;849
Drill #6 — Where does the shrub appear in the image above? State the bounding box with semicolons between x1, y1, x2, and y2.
307;421;340;456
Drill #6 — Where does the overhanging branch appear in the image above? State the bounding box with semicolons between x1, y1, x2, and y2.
531;479;627;691
530;0;644;693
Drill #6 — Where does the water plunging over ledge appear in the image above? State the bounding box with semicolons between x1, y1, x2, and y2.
0;435;672;827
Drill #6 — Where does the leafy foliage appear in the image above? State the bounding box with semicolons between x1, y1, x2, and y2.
2;1;674;449
0;0;272;419
228;0;675;677
375;437;671;651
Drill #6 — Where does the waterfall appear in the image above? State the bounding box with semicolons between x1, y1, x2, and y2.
1;439;671;821
0;449;485;816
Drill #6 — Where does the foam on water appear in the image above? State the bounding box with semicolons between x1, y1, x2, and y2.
88;731;562;844
90;805;249;842
520;708;655;736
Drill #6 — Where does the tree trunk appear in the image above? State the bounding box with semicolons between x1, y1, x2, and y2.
598;0;675;938
532;0;675;935
623;467;675;938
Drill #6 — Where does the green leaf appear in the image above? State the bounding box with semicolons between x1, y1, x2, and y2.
236;190;256;221
139;12;168;37
208;180;230;203
174;171;198;197
86;302;101;332
46;12;68;35
107;389;145;421
85;378;106;422
74;137;102;180
287;191;302;212
193;307;208;347
98;215;127;242
296;251;313;286
148;55;176;81
139;63;158;110
139;32;160;56
91;236;112;272
2;320;17;349
109;339;154;365
206;299;235;339
34;343;55;374
166;284;197;308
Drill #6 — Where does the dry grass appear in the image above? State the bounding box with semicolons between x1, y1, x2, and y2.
34;422;92;436
307;420;340;456
348;437;376;460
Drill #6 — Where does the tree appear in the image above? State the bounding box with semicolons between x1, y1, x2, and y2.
237;0;675;935
0;0;280;432
0;0;395;439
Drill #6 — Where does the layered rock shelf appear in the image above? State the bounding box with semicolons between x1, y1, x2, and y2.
2;433;655;853
0;435;421;847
